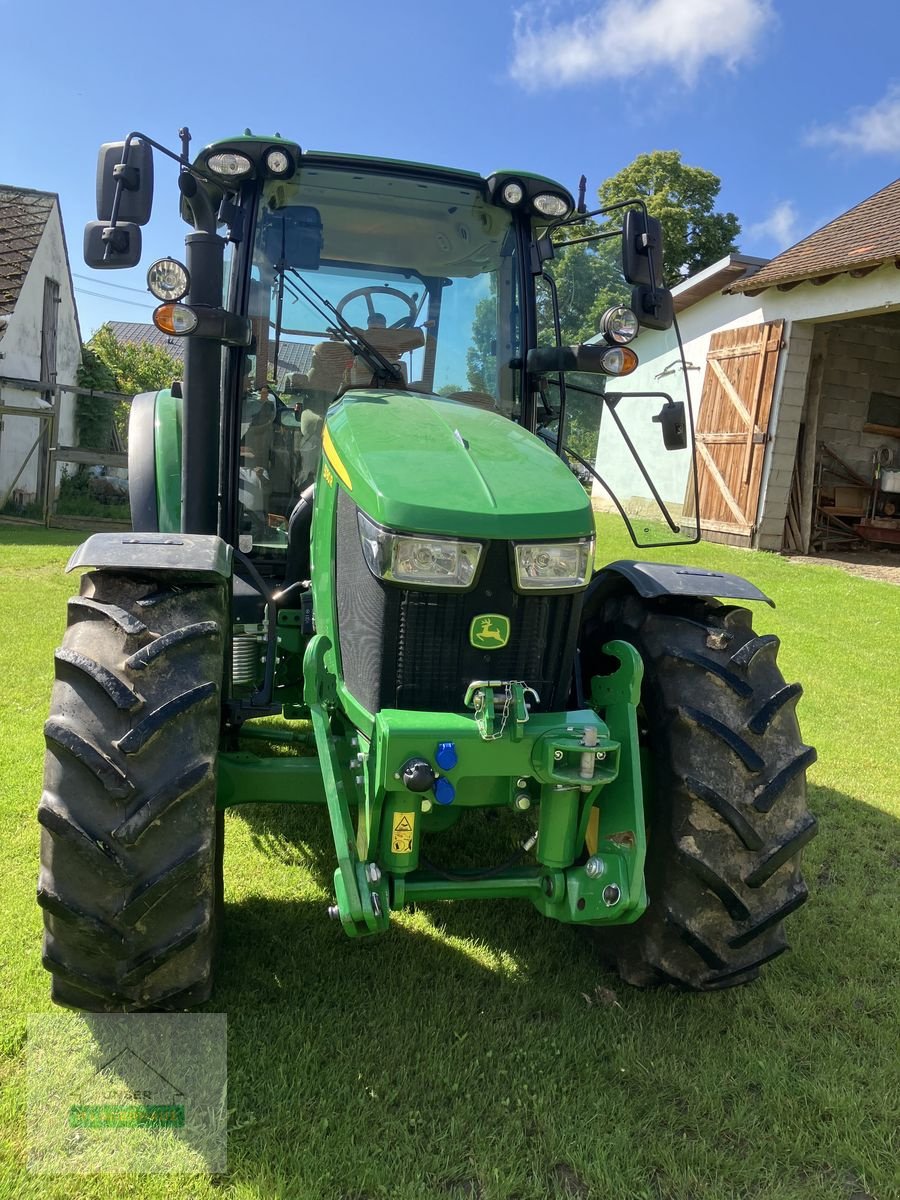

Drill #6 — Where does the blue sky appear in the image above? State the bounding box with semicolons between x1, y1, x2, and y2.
5;0;900;338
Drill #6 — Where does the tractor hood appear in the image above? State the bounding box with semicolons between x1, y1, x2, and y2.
322;390;594;540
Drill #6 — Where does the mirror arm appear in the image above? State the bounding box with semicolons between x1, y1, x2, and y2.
602;397;680;533
553;440;646;549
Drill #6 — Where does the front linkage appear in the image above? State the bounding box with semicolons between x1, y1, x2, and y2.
243;632;649;937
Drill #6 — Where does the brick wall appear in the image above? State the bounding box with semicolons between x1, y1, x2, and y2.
815;317;900;478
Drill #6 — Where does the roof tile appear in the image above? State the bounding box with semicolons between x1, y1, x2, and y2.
0;185;55;315
729;177;900;294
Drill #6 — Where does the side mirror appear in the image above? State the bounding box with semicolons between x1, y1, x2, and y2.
83;220;142;269
621;209;664;287
260;205;323;270
632;283;674;331
96;140;154;226
653;400;687;450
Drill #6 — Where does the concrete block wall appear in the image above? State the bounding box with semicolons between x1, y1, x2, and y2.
755;320;815;550
816;319;900;479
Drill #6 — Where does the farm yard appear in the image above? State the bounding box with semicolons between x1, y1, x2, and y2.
0;521;897;1200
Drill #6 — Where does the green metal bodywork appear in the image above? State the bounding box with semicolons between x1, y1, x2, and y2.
211;387;648;935
152;388;182;532
322;390;594;539
143;147;650;937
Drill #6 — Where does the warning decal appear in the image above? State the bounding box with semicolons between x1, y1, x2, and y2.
391;811;415;855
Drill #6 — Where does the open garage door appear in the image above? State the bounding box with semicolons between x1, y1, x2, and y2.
685;320;784;537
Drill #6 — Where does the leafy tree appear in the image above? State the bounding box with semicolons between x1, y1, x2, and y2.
88;324;182;396
538;232;626;346
466;295;496;393
86;324;182;442
598;150;740;285
75;348;118;449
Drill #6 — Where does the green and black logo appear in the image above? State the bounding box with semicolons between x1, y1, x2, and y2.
469;614;511;650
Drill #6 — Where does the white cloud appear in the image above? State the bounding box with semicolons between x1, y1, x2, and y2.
806;85;900;155
509;0;773;90
746;201;800;250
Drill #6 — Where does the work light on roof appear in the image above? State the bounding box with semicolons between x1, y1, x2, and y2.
502;181;525;206
207;151;253;179
265;148;292;177
533;193;571;218
146;258;190;302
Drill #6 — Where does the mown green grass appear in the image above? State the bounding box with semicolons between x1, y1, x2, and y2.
1;522;897;1200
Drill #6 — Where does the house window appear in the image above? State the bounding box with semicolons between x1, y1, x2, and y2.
866;391;900;431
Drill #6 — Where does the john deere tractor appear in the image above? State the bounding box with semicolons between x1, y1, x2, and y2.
38;130;816;1009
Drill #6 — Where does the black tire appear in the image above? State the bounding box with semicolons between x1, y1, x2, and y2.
38;570;226;1011
582;592;817;990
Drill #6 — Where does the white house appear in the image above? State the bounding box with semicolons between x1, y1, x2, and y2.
595;178;900;553
0;186;81;511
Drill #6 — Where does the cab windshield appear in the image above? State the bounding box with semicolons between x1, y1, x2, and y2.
237;167;520;550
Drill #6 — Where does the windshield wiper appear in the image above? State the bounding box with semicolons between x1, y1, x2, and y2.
287;271;404;387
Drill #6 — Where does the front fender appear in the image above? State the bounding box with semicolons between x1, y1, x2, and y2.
586;559;773;609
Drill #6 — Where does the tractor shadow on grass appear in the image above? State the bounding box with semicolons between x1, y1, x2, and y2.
211;784;898;1199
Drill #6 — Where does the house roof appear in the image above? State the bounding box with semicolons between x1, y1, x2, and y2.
728;177;900;295
106;322;315;381
672;253;768;313
107;321;186;364
0;186;56;315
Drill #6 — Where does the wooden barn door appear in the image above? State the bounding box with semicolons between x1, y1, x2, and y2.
686;320;784;537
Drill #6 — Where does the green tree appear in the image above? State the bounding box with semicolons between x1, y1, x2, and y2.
86;324;182;442
466;294;496;394
88;324;182;395
598;150;740;285
74;348;118;449
538;232;626;346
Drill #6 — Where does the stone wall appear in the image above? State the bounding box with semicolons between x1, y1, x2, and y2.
816;315;900;479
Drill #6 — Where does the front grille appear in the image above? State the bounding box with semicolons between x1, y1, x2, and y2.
336;491;582;715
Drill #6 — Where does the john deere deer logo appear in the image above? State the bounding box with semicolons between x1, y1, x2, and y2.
470;614;510;650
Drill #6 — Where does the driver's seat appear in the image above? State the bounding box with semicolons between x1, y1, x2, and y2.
309;342;352;395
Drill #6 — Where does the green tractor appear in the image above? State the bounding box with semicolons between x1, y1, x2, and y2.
38;130;816;1010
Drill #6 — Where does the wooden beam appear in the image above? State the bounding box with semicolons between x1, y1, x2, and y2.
52;447;128;468
699;432;766;445
849;265;879;279
695;441;749;527
810;274;837;286
743;321;773;487
698;517;753;536
798;340;828;554
707;358;755;428
777;281;802;292
707;337;782;360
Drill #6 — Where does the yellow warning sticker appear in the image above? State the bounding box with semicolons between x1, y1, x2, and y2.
391;811;415;855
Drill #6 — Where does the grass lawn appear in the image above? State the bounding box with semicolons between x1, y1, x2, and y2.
0;521;897;1200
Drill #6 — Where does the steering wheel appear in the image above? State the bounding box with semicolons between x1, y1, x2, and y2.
335;285;419;331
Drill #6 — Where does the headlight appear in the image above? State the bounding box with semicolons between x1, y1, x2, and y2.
502;181;525;205
358;513;482;589
600;305;639;345
513;538;594;590
207;151;253;179
533;192;571;218
147;257;190;302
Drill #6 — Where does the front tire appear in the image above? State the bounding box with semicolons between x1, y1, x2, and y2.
39;570;226;1011
583;593;817;990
